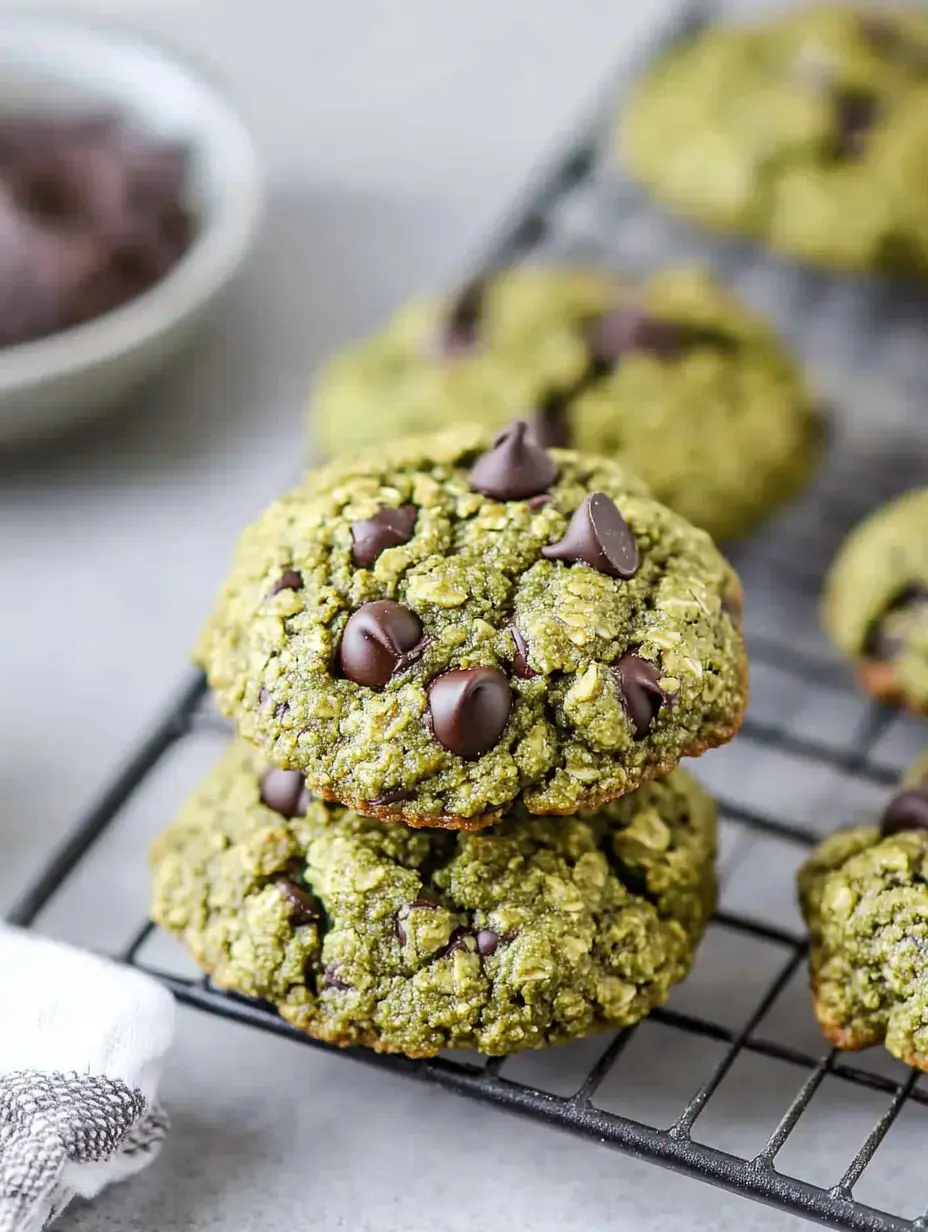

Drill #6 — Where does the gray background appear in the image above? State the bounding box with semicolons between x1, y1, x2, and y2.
4;1;927;1229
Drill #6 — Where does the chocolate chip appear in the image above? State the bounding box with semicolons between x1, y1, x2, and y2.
859;14;899;51
437;277;485;355
467;420;559;501
267;568;303;597
259;768;310;818
509;627;536;679
589;307;675;368
617;654;666;739
350;504;417;567
478;929;516;955
833;89;879;159
17;158;87;226
0;111;195;347
531;390;571;449
109;237;162;286
427;668;512;758
368;786;414;807
542;492;639;579
395;896;441;946
435;926;474;959
880;785;928;837
476;929;501;956
588;307;733;372
158;198;193;252
859;15;928;73
277;881;321;926
337;600;424;688
131;138;189;199
866;586;928;661
323;963;352;991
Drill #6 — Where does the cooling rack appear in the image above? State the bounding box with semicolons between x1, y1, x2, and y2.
10;3;928;1229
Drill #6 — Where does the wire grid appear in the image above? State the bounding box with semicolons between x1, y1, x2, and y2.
9;2;928;1229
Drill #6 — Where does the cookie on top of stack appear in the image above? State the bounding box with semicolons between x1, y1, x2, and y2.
152;422;749;1056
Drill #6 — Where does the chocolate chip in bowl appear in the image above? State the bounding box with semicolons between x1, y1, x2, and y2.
0;14;261;444
0;109;197;348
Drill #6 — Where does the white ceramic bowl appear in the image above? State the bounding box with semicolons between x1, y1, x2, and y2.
0;14;262;445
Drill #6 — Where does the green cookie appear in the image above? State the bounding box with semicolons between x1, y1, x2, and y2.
622;7;928;276
309;265;821;541
151;739;718;1057
799;752;928;1070
823;488;928;714
195;424;747;827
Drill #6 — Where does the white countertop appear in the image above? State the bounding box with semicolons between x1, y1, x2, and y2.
1;0;824;1227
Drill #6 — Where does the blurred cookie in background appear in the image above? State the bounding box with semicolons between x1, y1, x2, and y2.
823;488;928;714
621;6;928;277
309;265;824;542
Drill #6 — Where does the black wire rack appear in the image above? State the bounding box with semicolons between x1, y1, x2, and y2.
10;3;928;1229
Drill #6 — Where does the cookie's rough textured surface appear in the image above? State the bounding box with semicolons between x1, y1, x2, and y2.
310;266;821;541
622;7;928;276
799;756;928;1069
151;740;717;1057
195;426;747;826
823;488;928;714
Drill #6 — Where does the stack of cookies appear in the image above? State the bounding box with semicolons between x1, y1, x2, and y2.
151;423;749;1057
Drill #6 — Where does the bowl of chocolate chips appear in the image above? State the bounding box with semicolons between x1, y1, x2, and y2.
0;14;261;444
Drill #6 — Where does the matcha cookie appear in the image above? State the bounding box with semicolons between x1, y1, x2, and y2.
309;265;822;541
823;489;928;714
622;7;928;276
798;753;928;1069
151;739;718;1057
196;425;748;827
